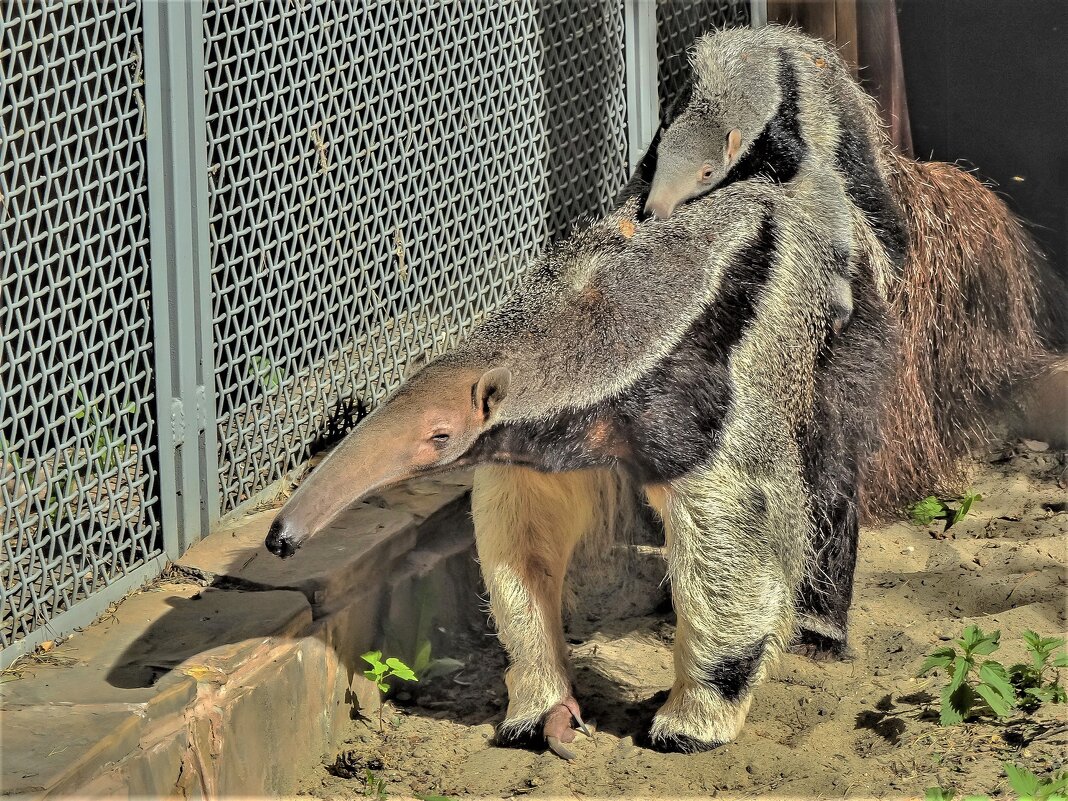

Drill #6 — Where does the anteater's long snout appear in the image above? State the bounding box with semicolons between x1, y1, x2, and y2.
261;362;500;559
261;415;401;559
265;516;302;559
644;194;679;221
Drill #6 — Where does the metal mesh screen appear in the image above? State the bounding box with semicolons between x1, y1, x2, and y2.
205;0;629;513
1;0;161;648
656;0;751;118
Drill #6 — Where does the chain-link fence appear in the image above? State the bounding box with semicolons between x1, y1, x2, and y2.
656;0;751;117
204;0;629;515
1;0;162;651
2;0;753;664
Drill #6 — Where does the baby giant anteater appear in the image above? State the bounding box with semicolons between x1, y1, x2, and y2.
624;24;1057;657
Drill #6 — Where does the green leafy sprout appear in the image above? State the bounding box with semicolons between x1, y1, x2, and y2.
411;637;464;682
910;490;982;529
362;768;386;800
924;787;989;801
3;388;137;528
361;650;417;732
1010;631;1068;711
249;356;284;391
925;762;1067;801
1003;763;1068;801
74;388;136;473
2;434;74;524
919;626;1066;726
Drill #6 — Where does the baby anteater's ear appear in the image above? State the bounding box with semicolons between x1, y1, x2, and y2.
726;128;743;163
474;367;511;422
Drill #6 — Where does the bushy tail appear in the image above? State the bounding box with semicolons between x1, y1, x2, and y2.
864;152;1050;517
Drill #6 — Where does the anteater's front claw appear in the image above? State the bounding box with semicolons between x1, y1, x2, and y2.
546;735;577;760
542;696;590;761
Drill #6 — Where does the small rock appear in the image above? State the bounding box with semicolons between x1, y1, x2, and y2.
1022;439;1050;452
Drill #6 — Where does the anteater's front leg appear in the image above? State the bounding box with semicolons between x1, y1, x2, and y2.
645;475;801;752
471;465;604;755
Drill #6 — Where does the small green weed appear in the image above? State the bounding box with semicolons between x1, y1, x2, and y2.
1;433;74;524
910;490;982;529
919;626;1066;725
361;650;417;731
923;788;989;801
919;625;1018;724
74;389;136;472
362;768;387;800
1003;763;1068;801
1010;631;1068;711
924;762;1067;801
411;637;464;681
249;356;284;391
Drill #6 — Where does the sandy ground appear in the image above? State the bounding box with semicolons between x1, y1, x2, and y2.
299;440;1067;800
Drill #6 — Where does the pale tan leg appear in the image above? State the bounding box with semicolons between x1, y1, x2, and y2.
472;465;609;741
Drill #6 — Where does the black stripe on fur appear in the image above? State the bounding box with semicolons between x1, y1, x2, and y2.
723;54;806;186
694;635;770;703
468;212;779;484
795;248;896;646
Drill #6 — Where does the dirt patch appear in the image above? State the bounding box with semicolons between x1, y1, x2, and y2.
299;442;1067;799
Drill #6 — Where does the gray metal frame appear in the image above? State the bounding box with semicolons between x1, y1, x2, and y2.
1;0;757;669
143;0;220;554
625;0;661;171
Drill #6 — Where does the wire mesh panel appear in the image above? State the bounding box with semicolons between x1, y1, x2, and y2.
539;2;630;239
1;0;161;648
656;0;751;117
205;0;629;514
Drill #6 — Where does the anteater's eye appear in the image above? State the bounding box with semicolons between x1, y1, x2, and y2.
699;164;716;183
429;432;451;444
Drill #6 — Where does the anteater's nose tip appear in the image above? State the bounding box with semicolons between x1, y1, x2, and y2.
265;518;301;559
643;197;675;221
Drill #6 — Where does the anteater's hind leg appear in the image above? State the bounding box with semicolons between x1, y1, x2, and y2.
793;482;859;659
472;465;606;756
645;476;798;752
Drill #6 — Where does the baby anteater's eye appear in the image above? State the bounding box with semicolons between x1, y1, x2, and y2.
429;432;451;445
699;164;717;183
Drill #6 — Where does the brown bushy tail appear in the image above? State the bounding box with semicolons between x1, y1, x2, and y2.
863;152;1048;517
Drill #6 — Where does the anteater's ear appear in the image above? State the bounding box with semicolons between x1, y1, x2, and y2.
475;367;511;422
726;128;743;163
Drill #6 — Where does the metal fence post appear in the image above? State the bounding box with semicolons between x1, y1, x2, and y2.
624;0;660;172
142;0;220;557
750;0;769;27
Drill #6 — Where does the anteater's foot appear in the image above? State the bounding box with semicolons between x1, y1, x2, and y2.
644;729;725;754
647;682;748;753
790;628;848;661
543;696;591;760
494;695;591;761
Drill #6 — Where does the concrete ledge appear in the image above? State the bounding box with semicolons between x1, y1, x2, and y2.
0;473;480;798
